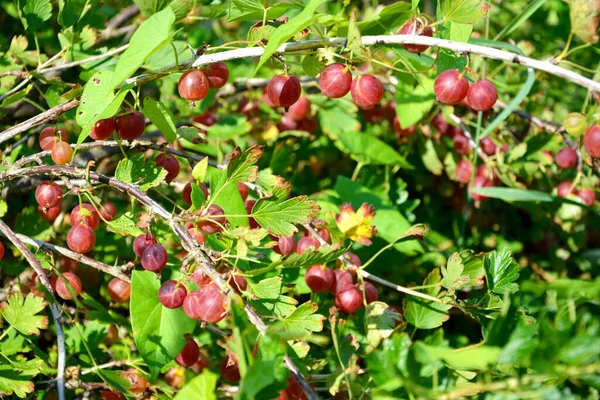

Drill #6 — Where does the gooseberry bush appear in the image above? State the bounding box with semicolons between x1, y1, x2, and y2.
1;0;600;399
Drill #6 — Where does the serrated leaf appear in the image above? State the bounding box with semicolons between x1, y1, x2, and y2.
17;0;53;32
395;74;435;129
141;97;177;142
439;0;488;24
280;247;347;269
254;0;326;74
0;293;48;336
484;248;520;294
227;145;263;184
570;0;600;44
301;54;323;77
192;157;209;182
252;180;320;236
283;302;325;335
248;277;297;318
58;0;99;28
115;154;168;191
106;212;145;237
365;301;402;347
441;252;469;290
174;370;218;400
0;363;36;398
404;269;452;329
130;270;196;379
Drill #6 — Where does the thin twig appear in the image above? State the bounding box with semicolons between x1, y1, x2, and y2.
0;220;66;400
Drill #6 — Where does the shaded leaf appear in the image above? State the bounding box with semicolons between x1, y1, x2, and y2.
142;97;177;142
174;370;218;400
404;269;451;329
484;248;519;294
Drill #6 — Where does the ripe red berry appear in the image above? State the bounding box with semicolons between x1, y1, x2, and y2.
332;270;354;295
400;17;433;54
220;357;241;382
116;111;146;140
578;188;595;206
305;219;331;243
274;235;296;255
107;278;131;303
159;280;188;309
455;160;473;184
133;233;157;257
266;74;302;108
38;204;61;221
188;226;207;244
175;337;200;367
39;127;67;151
190;269;212;286
51;141;73;165
35;181;63;209
296;236;320;255
141;243;168;272
198;204;226;234
165;367;185;389
99;202;117;221
90;118;116;140
364;281;378;304
55;272;82;300
453;133;471;155
101;390;125;400
336;286;364;313
71;203;100;230
305;265;336;292
583;125;600;158
431;114;452;136
245;199;258;229
557;181;575;198
67;224;96;254
480;136;497;155
201;62;229;89
190;111;217;135
470;176;493;201
319;63;352;98
434;70;469;105
0;242;4;261
351;74;384;110
121;368;147;395
466;80;498;112
183;284;226;322
393;116;416;137
155;153;180;182
183;182;209;206
555;147;577;169
178;70;210;101
230;275;247;295
338;252;361;268
237;182;248;201
285;96;311;121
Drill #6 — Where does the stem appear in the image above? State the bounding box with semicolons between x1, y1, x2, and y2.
170;42;180;72
351;162;364;181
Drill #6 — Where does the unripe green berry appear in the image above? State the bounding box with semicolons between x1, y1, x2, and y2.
564;112;588;137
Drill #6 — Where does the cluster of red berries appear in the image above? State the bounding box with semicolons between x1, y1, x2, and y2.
434;69;498;112
556;182;595;206
91;111;146;141
178;61;230;102
39;127;73;165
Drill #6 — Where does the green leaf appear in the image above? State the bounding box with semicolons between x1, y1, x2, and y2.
439;0;488;24
141;97;177;142
134;0;193;19
248;277;297;318
365;301;402;347
227;0;297;22
415;342;502;370
130;270;196;379
420;139;444;175
279;247;347;270
336;132;412;169
208;115;252;139
252;180;320;236
404;269;452;329
441;252;470;290
106;212;145;237
115;154;168;192
191;157;209;182
0;362;36;398
318;99;361;136
495;0;547;40
484;248;519;294
0;200;7;218
395;74;435;129
227;145;262;184
253;0;326;74
58;0;99;28
238;334;289;399
282;302;325;335
174;370;218;400
17;0;53;32
301;54;324;77
0;293;48;336
349;2;411;35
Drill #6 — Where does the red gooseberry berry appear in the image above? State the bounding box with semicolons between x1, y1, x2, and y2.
201;61;229;89
578;188;595;206
99;202;117;222
455;160;473;184
480;136;497;155
557;182;576;198
36;181;63;209
400;17;433;54
470;176;493;201
116;111;146;140
107;278;131;303
190;269;212;286
296;236;320;255
337;252;361;269
466;80;498;112
453;133;471;155
332;270;355;295
393;116;417;137
71;203;100;230
121;368;148;395
583;125;600;158
38;204;61;221
266;74;302;108
67;224;96;254
155;153;180;182
55;272;83;300
285;96;311;121
220;357;241;382
230;275;248;295
159;280;188;309
178;69;210;101
175;337;200;367
274;235;296;255
319;63;352;98
555;147;577;169
434;69;469;105
305;265;336;292
51;141;73;165
0;242;4;261
183;284;226;322
198;204;226;234
133;233;157;257
101;390;125;400
237;182;249;201
364;281;378;304
90;118;116;140
141;243;168;272
351;74;384;110
336;286;364;313
39;127;67;151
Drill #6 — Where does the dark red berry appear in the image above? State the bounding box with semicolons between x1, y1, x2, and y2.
198;204;226;234
90;118;116;140
116;112;146;140
470;176;493;201
296;236;320;255
237;182;248;201
190;111;217;135
175;337;200;367
230;275;247;295
331;270;354;295
178;70;210;101
38;204;61;221
305;265;335;292
183;284;226;322
266;74;302;108
555;147;577;169
393;116;416;137
431;114;451;136
578;188;595;206
455;160;473;184
480;136;497;155
99;202;117;221
245;200;258;229
274;235;296;255
155;153;180;182
67;225;96;254
0;242;4;261
336;286;364;313
364;281;378;304
201;62;229;89
400;18;433;54
338;252;361;268
220;357;241;382
133;233;157;257
434;70;469;105
351;74;384;110
584;125;600;158
319;63;352;98
108;278;131;303
35;181;63;209
55;272;82;300
557;182;575;198
141;243;168;272
453;133;471;154
466;80;498;112
71;203;100;230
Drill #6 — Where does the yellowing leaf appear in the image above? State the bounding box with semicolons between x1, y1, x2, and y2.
335;202;378;246
570;0;600;44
